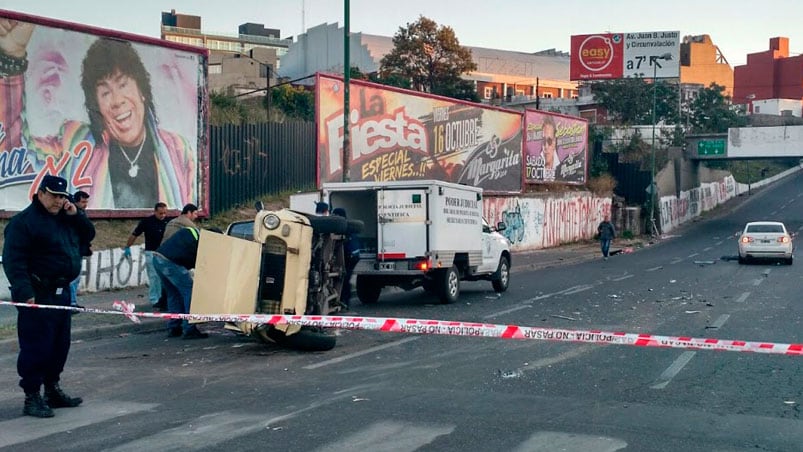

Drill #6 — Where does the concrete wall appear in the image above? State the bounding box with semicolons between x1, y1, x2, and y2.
483;192;611;252
659;175;737;233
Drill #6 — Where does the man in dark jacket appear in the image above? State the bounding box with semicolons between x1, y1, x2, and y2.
3;175;95;418
152;226;221;339
597;215;616;260
124;202;169;311
69;190;93;310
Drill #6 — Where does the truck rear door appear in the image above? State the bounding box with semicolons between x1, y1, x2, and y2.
377;188;428;262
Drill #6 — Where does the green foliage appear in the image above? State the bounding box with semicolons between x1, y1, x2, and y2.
621;230;634;240
269;84;314;121
688;83;745;133
210;90;262;125
379;16;477;100
589;78;678;125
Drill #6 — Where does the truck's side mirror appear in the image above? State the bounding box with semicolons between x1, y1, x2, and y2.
496;222;507;232
255;201;264;212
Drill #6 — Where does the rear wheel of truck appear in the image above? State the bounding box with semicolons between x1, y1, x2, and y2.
356;275;382;304
259;326;337;352
438;266;460;304
492;255;510;293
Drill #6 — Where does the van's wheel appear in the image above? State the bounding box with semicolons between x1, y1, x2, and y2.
438;266;460;304
785;257;794;265
356;275;382;304
492;255;510;293
738;256;746;265
258;326;337;351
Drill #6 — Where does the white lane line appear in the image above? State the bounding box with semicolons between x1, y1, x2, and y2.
317;421;455;452
753;278;764;286
651;351;697;390
715;241;723;246
611;274;634;282
703;247;712;252
670;257;683;264
304;337;420;369
710;314;730;329
735;292;751;303
526;285;592;301
771;211;778;215
561;284;594;295
687;253;699;258
0;401;158;448
646;266;663;272
483;304;532;319
798;225;803;232
513;432;628;452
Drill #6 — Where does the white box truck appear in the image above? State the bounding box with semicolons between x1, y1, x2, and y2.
322;180;511;304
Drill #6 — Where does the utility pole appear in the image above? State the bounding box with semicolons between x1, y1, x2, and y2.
342;0;350;182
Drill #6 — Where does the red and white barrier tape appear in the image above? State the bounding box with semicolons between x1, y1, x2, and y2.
1;300;801;356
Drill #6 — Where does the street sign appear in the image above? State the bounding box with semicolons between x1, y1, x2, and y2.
697;140;727;156
570;30;680;81
623;31;680;79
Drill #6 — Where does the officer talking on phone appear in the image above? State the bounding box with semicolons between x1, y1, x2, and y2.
2;175;95;418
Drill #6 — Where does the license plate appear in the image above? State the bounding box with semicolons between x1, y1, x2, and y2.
760;239;771;244
378;262;396;270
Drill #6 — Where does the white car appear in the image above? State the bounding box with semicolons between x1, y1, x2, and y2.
738;221;794;265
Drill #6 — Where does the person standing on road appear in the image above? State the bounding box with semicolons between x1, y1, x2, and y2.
597;215;616;260
124;202;170;311
332;207;360;308
152;226;222;339
69;190;93;311
2;175;94;418
162;203;199;241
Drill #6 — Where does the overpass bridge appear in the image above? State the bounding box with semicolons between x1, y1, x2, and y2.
688;125;803;160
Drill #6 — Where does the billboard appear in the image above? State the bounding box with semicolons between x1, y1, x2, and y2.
316;73;523;193
0;10;208;214
570;31;680;81
524;110;588;184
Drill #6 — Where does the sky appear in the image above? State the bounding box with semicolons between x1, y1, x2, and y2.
1;0;801;67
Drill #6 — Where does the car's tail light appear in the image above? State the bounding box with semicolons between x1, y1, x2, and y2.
778;236;791;243
414;258;431;271
741;236;753;243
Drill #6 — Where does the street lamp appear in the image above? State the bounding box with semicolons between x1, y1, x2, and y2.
648;52;673;237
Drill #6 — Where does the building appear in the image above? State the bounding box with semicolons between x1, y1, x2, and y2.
160;10;292;95
733;37;803;111
278;22;578;103
679;34;734;99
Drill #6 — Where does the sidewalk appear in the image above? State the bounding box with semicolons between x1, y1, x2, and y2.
0;238;641;347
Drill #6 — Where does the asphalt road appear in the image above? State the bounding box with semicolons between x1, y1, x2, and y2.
0;174;802;451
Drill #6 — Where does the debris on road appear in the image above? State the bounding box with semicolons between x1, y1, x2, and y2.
693;260;716;266
684;310;701;314
550;314;578;321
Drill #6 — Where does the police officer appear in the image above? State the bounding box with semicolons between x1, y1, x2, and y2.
3;175;95;418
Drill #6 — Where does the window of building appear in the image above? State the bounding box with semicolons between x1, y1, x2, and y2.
484;87;494;99
515;90;525;96
543;93;553;98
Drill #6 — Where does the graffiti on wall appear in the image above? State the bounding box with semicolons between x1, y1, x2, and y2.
660;175;736;233
484;194;610;251
75;245;149;293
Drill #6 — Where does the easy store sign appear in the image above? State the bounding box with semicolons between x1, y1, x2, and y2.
571;31;680;81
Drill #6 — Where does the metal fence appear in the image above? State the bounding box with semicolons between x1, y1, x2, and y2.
209;121;316;215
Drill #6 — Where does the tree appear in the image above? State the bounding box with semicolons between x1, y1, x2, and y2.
589;78;678;125
379;16;477;101
688;83;744;133
269;84;314;121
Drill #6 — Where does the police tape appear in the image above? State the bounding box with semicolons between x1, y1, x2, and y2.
1;300;801;356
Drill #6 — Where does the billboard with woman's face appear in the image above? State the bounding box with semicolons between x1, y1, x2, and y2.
317;73;523;193
0;9;207;214
524;110;588;184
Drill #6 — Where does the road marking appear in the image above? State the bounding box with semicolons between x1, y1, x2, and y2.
304;337;420;369
611;274;634;282
687;253;699;258
670;257;683;264
711;314;730;329
763;269;772;277
316;421;455;452
771;210;778;216
735;292;751;303
513;431;627;452
560;284;594;295
0;400;157;448
798;225;803;232
703;247;712;252
753;279;763;286
646;266;663;272
651;351;697;389
715;241;723;246
483;304;532;319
